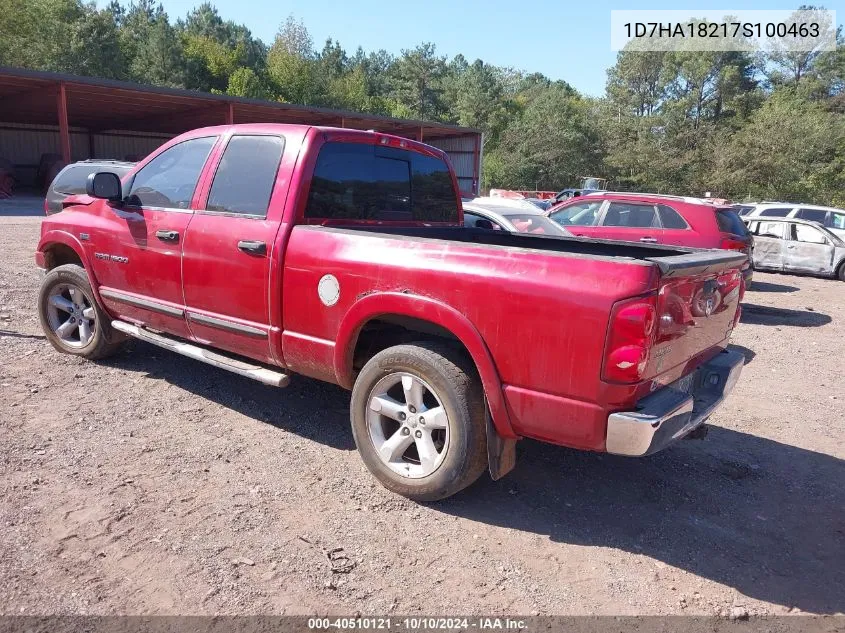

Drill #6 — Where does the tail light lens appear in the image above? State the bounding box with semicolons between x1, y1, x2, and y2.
720;235;750;254
602;294;657;384
44;198;50;215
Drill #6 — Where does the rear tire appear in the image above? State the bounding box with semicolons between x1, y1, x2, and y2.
37;264;124;360
350;341;487;502
838;262;845;282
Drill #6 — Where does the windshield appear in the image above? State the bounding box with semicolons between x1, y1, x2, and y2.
506;214;570;236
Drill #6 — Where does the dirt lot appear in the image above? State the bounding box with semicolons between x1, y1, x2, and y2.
1;213;843;617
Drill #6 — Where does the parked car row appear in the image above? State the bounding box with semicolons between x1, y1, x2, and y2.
734;202;845;241
543;191;754;282
467;187;845;283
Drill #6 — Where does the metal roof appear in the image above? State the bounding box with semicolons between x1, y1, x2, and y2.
0;66;479;140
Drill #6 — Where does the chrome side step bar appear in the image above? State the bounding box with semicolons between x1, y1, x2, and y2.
111;320;290;387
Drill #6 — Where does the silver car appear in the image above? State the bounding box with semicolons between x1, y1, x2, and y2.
741;202;845;241
746;217;845;281
463;200;571;237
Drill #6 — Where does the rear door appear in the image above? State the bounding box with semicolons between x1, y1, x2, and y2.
655;203;694;246
91;135;218;339
784;222;836;274
595;201;663;244
748;220;787;270
181;133;288;363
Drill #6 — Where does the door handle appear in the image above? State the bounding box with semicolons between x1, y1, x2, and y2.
640;237;658;243
237;240;267;255
156;230;179;242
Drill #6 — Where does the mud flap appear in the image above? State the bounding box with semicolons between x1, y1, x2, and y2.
486;407;517;481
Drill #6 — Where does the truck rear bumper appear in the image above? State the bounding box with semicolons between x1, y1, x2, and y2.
606;349;744;457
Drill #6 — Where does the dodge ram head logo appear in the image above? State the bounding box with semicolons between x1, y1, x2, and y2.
692;281;720;318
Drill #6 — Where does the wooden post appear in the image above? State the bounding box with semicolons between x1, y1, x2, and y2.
57;83;71;163
340;117;345;128
419;126;424;142
472;133;482;196
225;103;234;125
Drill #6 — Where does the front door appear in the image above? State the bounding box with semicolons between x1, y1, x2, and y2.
91;135;219;338
548;199;604;238
181;133;287;364
784;222;836;274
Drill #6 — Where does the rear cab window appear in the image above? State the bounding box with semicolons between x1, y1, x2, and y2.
305;142;458;223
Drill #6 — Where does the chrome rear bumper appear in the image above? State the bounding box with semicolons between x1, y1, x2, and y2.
606;349;744;457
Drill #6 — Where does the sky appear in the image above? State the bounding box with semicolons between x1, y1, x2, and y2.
121;0;844;97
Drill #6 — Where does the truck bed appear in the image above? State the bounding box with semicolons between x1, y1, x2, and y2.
329;225;747;276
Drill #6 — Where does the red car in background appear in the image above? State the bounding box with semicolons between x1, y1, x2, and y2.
547;192;754;282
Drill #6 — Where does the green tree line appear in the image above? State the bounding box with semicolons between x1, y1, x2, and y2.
2;0;845;204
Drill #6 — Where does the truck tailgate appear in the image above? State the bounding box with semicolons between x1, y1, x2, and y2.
644;250;746;380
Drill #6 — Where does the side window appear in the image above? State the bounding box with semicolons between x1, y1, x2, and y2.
657;204;688;229
796;208;827;224
549;201;602;226
127;136;216;209
305;142;457;223
464;212;501;230
52;165;101;195
759;207;792;217
757;222;786;239
206;135;285;218
829;212;845;230
793;224;828;245
603;202;659;228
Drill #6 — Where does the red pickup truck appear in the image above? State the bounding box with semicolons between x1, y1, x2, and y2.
35;124;746;501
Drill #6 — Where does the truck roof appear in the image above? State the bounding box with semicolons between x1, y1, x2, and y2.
178;123;446;159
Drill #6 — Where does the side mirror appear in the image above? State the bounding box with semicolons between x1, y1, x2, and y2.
86;172;122;202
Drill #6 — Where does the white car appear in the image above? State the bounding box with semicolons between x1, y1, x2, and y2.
737;202;845;241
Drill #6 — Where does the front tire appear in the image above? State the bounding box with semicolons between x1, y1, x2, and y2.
37;264;124;360
838;262;845;282
350;342;487;502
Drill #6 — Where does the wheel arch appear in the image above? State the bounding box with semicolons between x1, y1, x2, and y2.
334;291;517;439
37;231;104;304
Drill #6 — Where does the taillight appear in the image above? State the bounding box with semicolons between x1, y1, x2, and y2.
44;198;50;215
602;294;657;384
720;235;749;253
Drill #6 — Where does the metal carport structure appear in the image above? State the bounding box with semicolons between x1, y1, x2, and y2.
0;66;482;196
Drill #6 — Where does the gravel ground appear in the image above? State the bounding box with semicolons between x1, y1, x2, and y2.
1;212;843;616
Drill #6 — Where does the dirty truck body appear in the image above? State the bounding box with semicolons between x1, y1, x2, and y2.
35;124;746;501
